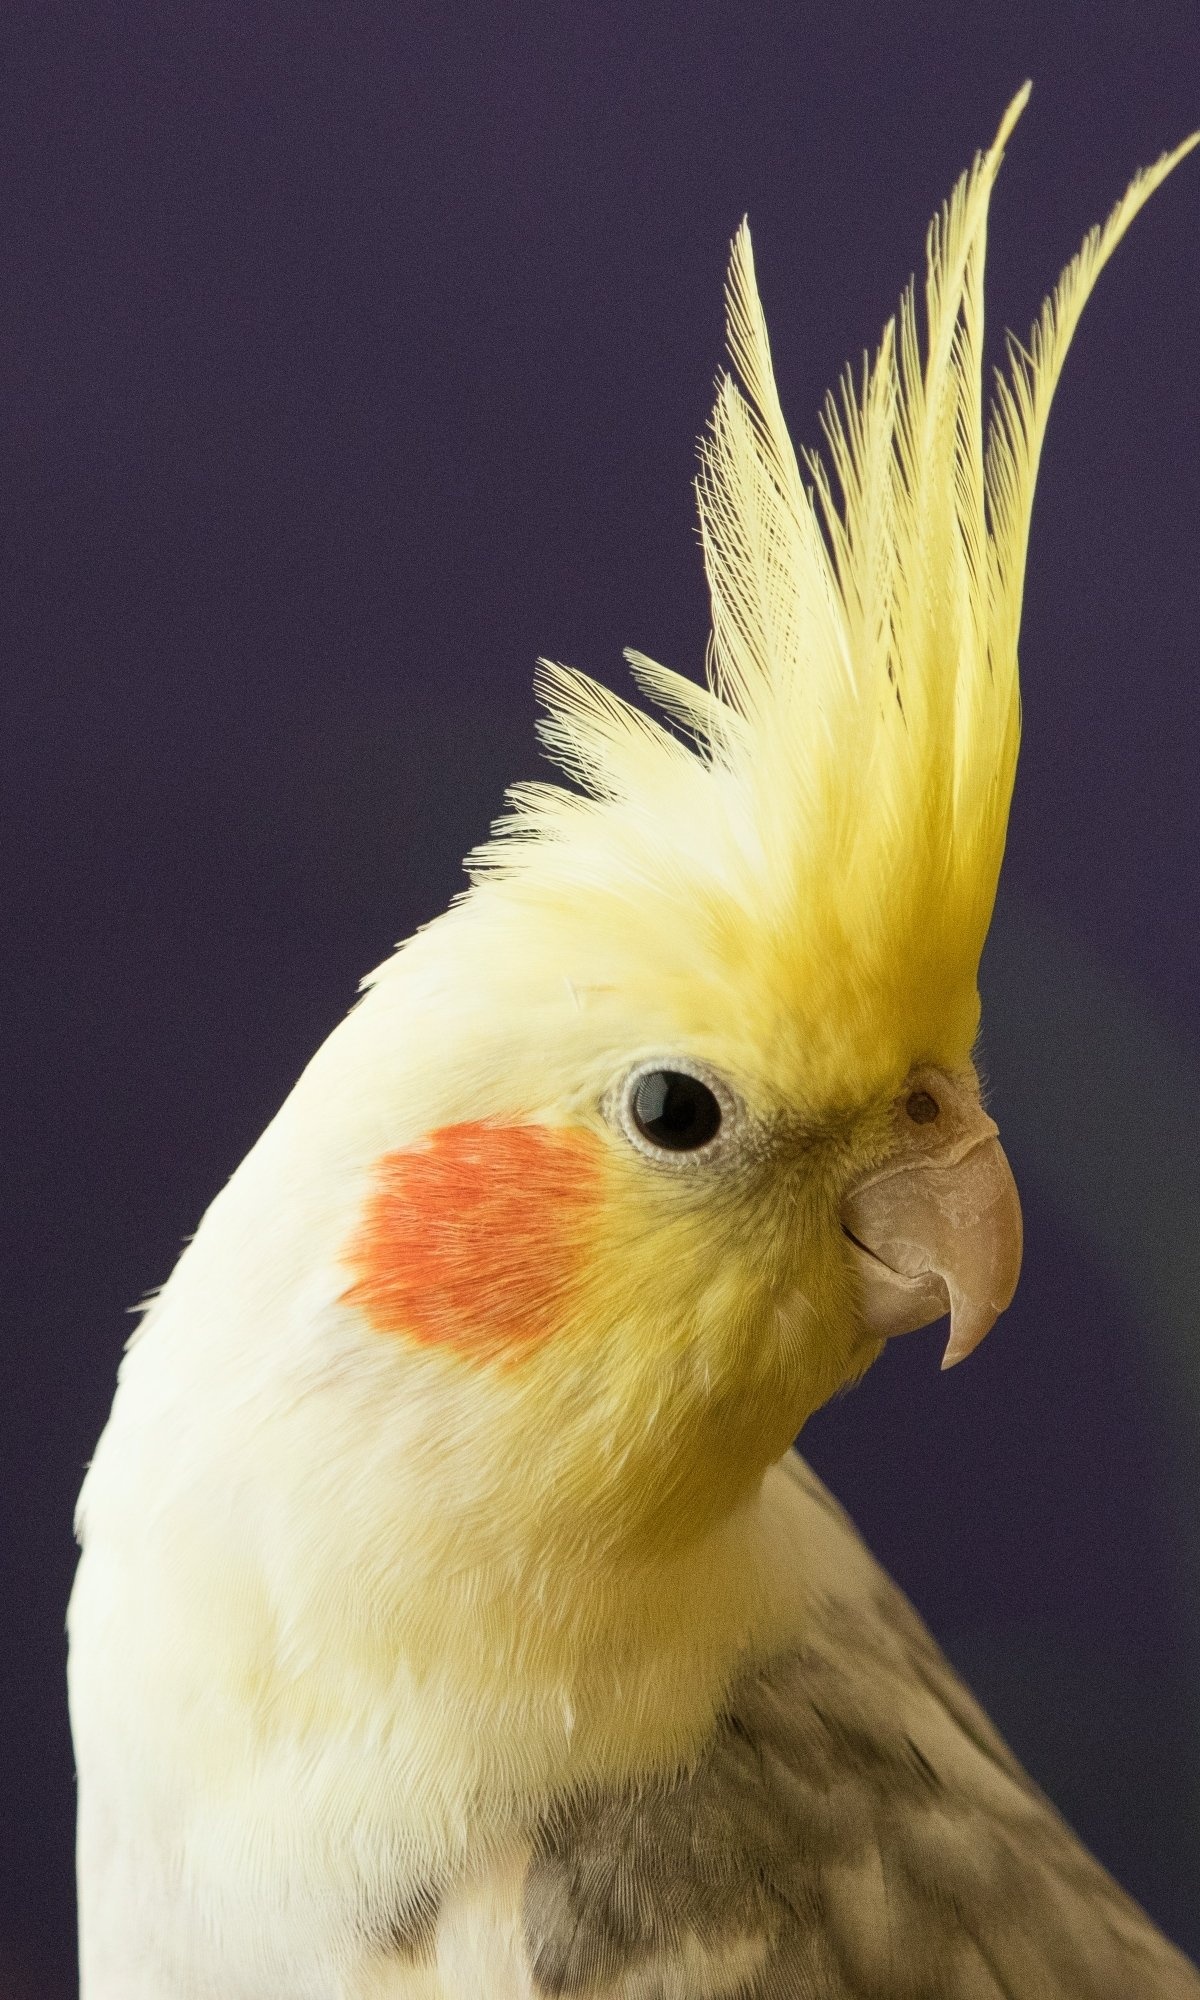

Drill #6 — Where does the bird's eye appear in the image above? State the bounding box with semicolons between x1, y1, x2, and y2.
630;1069;723;1152
906;1089;940;1125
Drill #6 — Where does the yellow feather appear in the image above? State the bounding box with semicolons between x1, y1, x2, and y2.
469;89;1197;1107
988;125;1200;668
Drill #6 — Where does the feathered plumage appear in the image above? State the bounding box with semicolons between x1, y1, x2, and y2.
464;89;1196;1096
68;92;1199;1999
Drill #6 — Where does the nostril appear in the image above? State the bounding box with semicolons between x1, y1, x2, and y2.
905;1089;940;1124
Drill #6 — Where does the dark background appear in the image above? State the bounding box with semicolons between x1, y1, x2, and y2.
4;2;1200;1989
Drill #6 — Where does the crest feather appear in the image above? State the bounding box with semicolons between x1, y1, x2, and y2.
987;126;1200;667
468;91;1196;1078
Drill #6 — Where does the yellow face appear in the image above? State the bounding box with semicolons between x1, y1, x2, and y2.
341;914;1020;1557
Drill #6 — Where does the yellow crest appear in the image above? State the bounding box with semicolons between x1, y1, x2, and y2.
470;90;1197;1101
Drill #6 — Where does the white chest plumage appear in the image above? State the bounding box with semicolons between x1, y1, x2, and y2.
71;1455;1200;1998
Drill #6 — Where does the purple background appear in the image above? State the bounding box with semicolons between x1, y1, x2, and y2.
3;3;1200;1989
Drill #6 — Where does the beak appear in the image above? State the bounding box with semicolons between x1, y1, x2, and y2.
840;1068;1023;1369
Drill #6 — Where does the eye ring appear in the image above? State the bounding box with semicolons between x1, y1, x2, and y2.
608;1057;742;1167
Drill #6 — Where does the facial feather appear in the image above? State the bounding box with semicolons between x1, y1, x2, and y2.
343;1124;604;1359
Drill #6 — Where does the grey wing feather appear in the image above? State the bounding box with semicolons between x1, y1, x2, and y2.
522;1452;1200;2000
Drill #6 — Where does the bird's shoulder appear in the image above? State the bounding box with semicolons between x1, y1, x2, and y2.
412;1453;1199;2000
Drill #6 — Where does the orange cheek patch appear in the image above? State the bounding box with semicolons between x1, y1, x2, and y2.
341;1122;604;1358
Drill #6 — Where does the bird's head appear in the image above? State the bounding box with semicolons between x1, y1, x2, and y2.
181;94;1194;1573
335;866;1019;1558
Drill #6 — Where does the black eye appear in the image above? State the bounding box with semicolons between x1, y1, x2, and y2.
906;1089;940;1125
631;1069;723;1151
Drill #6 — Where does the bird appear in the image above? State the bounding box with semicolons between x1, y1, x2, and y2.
68;87;1200;1998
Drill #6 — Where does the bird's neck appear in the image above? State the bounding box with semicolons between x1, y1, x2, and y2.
84;1314;811;1849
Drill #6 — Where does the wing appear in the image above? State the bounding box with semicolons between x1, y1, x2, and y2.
515;1452;1200;2000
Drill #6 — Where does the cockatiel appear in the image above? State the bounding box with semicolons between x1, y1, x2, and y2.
68;88;1200;1999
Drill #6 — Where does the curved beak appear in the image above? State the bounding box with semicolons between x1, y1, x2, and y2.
840;1070;1023;1369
